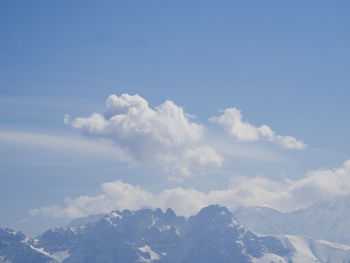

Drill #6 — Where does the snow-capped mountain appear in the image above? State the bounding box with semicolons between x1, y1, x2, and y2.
0;228;57;263
234;196;350;245
2;205;350;263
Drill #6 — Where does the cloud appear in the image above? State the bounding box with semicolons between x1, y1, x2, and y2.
164;146;223;180
210;108;305;150
74;94;203;149
61;94;307;179
29;180;208;218
68;94;222;179
30;160;350;218
63;114;71;125
0;130;131;162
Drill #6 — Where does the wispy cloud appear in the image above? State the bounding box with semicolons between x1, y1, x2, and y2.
0;130;131;162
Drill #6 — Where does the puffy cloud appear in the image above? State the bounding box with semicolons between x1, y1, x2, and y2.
210;108;260;141
165;146;224;180
74;94;203;148
29;180;207;218
68;94;222;179
274;135;306;151
31;160;350;218
210;108;305;150
288;160;350;203
66;94;307;178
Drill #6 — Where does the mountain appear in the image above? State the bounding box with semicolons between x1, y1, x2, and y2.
0;228;57;263
2;205;350;262
233;196;350;245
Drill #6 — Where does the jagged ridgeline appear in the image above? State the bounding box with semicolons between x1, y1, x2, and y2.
1;205;350;263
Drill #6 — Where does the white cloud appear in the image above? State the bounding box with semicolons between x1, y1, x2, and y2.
63;114;71;125
165;146;223;181
30;160;350;218
68;94;222;179
210;108;306;150
75;94;203;149
29;180;207;218
274;135;306;150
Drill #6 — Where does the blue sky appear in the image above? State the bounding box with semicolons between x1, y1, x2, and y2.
1;0;350;236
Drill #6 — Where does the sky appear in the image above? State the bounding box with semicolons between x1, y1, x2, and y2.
1;0;350;236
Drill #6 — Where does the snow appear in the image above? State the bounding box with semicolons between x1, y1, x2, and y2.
29;245;70;262
104;216;118;227
145;216;156;230
139;245;160;262
70;227;78;234
234;198;350;245
175;227;181;236
282;235;318;260
154;224;171;232
21;237;30;244
104;211;123;227
276;234;350;263
29;245;51;257
228;218;239;228
251;253;287;263
110;212;122;219
51;250;70;263
318;239;350;250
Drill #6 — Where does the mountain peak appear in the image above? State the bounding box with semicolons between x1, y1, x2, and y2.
194;204;239;225
165;208;176;217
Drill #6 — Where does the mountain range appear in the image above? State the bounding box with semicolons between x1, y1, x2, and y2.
2;205;350;263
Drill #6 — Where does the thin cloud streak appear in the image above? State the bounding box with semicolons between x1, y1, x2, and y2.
0;130;132;162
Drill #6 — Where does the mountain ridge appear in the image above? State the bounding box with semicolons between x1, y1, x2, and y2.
233;195;350;245
1;205;350;263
